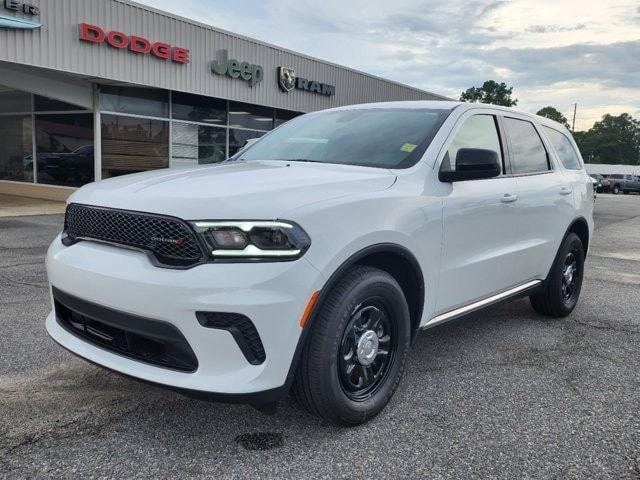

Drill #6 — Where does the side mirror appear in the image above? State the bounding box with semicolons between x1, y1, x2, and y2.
439;148;501;182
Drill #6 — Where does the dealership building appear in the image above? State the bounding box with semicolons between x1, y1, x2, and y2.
0;0;445;201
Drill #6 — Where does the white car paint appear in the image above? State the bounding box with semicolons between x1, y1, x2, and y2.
45;100;594;398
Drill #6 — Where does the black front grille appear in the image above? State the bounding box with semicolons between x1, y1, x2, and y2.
64;203;204;267
196;312;266;365
53;287;198;372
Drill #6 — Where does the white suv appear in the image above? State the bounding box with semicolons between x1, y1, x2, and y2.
45;101;594;425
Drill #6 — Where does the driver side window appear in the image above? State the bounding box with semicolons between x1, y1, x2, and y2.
440;115;504;174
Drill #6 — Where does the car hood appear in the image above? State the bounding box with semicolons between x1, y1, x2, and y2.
68;160;397;219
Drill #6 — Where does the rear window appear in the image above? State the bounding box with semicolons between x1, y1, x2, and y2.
503;117;550;174
542;127;582;170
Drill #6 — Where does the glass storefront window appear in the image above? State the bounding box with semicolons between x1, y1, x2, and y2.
172;92;227;125
228;101;273;130
0;115;33;182
101;114;169;178
0;83;299;186
275;109;301;128
101;86;169;118
0;86;31;113
35;114;94;187
228;128;265;157
172;123;226;167
34;95;87;112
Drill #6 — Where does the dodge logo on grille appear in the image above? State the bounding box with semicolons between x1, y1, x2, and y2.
150;236;185;246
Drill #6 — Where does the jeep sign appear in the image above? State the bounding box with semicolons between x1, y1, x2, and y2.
211;49;263;87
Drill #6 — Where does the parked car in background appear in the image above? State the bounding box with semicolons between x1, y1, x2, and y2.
610;174;640;194
590;174;603;193
45;101;594;425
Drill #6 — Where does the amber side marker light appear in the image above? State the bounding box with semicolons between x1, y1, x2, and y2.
299;290;321;328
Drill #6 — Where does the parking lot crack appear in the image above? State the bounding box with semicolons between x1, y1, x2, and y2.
0;273;47;290
571;317;640;335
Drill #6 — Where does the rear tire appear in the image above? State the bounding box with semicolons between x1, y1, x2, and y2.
293;265;411;425
530;233;585;317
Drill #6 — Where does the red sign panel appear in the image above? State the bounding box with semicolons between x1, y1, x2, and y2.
79;23;190;64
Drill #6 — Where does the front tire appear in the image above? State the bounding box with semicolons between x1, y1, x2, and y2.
612;185;620;194
293;265;411;425
530;233;585;317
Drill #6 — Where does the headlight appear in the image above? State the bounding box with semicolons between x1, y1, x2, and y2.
191;220;311;260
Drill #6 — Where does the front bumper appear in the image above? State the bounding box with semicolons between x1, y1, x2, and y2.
45;234;324;398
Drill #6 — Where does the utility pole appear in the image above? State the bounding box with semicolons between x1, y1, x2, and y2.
572;103;577;132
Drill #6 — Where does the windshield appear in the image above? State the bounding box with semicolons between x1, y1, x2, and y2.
237;107;451;169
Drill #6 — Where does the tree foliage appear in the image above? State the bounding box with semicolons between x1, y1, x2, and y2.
536;106;570;129
460;80;518;107
574;113;640;165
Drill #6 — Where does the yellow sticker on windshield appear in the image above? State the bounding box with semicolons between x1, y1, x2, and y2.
400;143;417;153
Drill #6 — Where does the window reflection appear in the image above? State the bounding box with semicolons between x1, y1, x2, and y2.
35;114;94;187
228;129;265;157
172;92;226;125
0;115;33;182
274;109;301;128
35;95;86;112
0;86;31;113
172;123;226;167
101;86;169;118
101;114;169;178
229;101;273;130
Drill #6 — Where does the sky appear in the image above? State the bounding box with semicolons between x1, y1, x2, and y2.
137;0;639;131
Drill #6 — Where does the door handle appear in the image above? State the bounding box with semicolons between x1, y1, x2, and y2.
501;193;518;203
559;186;572;196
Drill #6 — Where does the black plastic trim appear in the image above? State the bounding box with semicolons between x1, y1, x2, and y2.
52;287;198;372
565;216;591;255
196;311;266;365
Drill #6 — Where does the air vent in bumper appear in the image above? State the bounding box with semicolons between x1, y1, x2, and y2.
196;312;266;365
53;287;198;372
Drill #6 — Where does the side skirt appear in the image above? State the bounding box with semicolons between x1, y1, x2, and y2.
421;280;543;330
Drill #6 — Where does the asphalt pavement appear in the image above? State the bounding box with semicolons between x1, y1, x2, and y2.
1;194;639;479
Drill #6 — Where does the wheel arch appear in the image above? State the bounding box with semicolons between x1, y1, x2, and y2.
566;216;590;254
282;243;426;395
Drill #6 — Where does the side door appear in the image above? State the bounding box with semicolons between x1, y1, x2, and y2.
504;118;576;281
435;113;523;313
626;175;640;192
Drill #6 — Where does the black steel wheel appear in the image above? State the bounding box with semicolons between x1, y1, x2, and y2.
338;301;395;401
293;265;411;425
530;232;585;317
561;249;579;303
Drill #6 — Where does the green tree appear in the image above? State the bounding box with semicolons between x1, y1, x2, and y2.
536;106;570;129
574;113;640;165
460;80;518;107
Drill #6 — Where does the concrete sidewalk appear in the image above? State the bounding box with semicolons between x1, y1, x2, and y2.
0;194;66;217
